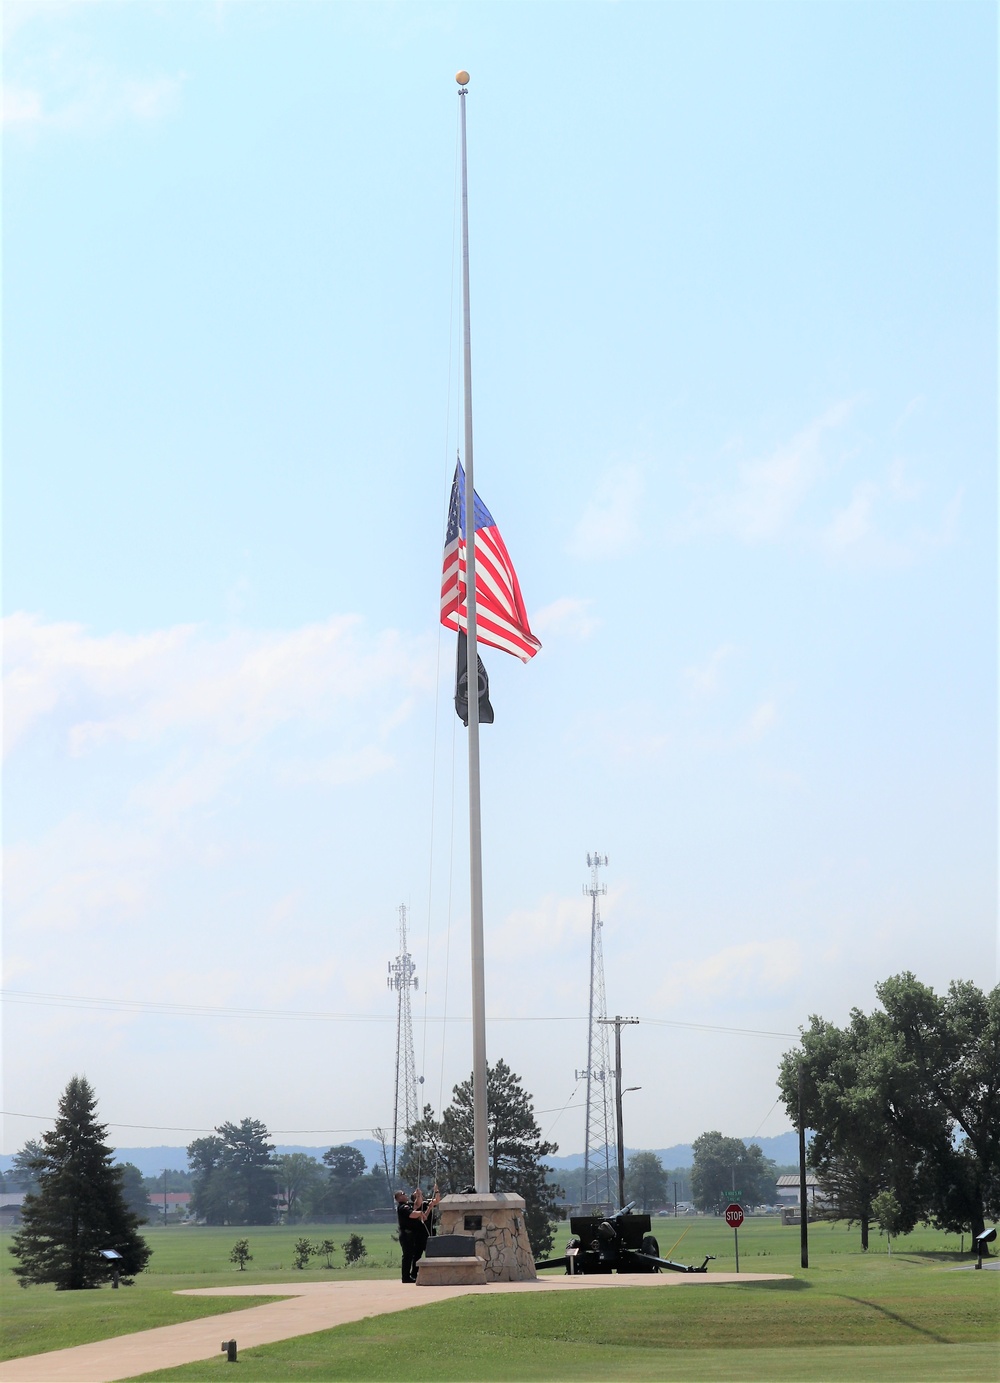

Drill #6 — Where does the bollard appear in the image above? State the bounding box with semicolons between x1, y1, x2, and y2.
220;1339;237;1362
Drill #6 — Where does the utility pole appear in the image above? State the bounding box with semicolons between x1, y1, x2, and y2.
798;1062;809;1269
600;1014;639;1209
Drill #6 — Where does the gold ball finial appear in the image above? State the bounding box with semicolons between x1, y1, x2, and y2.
456;70;470;86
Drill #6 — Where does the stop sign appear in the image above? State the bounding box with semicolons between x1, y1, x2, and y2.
724;1203;744;1228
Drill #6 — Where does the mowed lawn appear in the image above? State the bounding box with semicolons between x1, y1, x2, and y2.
0;1222;402;1361
3;1218;998;1381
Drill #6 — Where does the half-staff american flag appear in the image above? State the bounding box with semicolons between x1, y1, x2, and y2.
441;461;541;662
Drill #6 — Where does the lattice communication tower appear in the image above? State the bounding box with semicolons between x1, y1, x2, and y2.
575;853;616;1208
387;904;419;1180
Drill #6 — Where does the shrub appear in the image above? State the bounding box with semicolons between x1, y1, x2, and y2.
342;1233;366;1265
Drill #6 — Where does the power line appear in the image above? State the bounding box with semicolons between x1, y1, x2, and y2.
639;1017;797;1038
0;1111;391;1136
1;989;797;1038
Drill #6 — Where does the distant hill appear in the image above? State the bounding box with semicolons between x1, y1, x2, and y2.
1;1131;801;1179
0;1140;388;1180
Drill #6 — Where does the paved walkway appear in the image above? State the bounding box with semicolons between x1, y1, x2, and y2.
1;1272;789;1382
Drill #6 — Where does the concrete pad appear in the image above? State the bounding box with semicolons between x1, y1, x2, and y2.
0;1272;791;1383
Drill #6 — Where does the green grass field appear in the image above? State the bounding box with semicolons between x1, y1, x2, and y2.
2;1217;997;1381
0;1222;401;1361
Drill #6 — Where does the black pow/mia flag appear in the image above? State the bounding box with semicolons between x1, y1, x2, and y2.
455;630;495;726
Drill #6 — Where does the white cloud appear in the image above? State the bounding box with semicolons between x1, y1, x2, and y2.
736;698;778;745
1;5;185;132
674;400;962;568
820;477;963;565
567;463;644;559
2;85;43;125
679;400;855;544
3;613;433;759
682;644;736;699
532;597;601;641
825;480;879;552
656;940;802;1008
2;614;434;964
4;815;160;938
277;746;397;788
1;69;186;131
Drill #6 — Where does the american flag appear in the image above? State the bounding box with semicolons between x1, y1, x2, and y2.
440;462;541;662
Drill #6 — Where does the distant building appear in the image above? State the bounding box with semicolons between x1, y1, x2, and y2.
145;1192;193;1218
775;1174;826;1207
0;1192;27;1226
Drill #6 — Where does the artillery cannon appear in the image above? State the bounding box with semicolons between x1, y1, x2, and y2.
535;1201;715;1276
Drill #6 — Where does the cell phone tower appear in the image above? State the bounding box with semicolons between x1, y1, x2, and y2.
575;853;616;1209
387;904;419;1180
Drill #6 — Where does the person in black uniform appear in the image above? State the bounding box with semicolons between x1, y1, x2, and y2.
407;1185;441;1280
394;1190;421;1283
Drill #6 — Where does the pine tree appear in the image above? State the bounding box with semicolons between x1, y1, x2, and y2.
11;1076;152;1290
400;1059;565;1256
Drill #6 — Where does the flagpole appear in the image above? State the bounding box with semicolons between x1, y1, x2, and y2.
457;70;490;1195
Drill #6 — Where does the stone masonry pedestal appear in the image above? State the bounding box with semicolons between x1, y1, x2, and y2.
416;1192;537;1285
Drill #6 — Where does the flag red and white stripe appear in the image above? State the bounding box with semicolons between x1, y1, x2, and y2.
440;462;541;662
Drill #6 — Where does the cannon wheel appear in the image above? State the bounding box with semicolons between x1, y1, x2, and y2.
641;1234;660;1258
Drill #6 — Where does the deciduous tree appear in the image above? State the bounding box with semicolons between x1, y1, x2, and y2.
317;1145;370;1221
876;974;999;1241
9;1141;44;1194
276;1153;323;1223
624;1151;668;1212
690;1132;776;1212
777;1009;924;1249
779;974;999;1248
11;1076;151;1290
117;1163;150;1223
187;1119;279;1225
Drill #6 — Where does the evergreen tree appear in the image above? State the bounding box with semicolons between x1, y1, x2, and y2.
400;1059;564;1256
11;1076;151;1290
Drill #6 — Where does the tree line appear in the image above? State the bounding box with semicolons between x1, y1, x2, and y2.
186;1122;388;1225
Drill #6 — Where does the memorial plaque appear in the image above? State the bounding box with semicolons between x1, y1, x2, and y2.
464;1214;483;1231
425;1235;476;1258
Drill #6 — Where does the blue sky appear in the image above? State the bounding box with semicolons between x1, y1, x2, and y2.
3;0;996;1161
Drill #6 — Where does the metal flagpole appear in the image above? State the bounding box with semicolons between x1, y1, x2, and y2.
457;70;490;1194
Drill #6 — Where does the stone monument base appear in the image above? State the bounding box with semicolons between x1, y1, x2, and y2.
415;1255;487;1287
423;1192;537;1284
